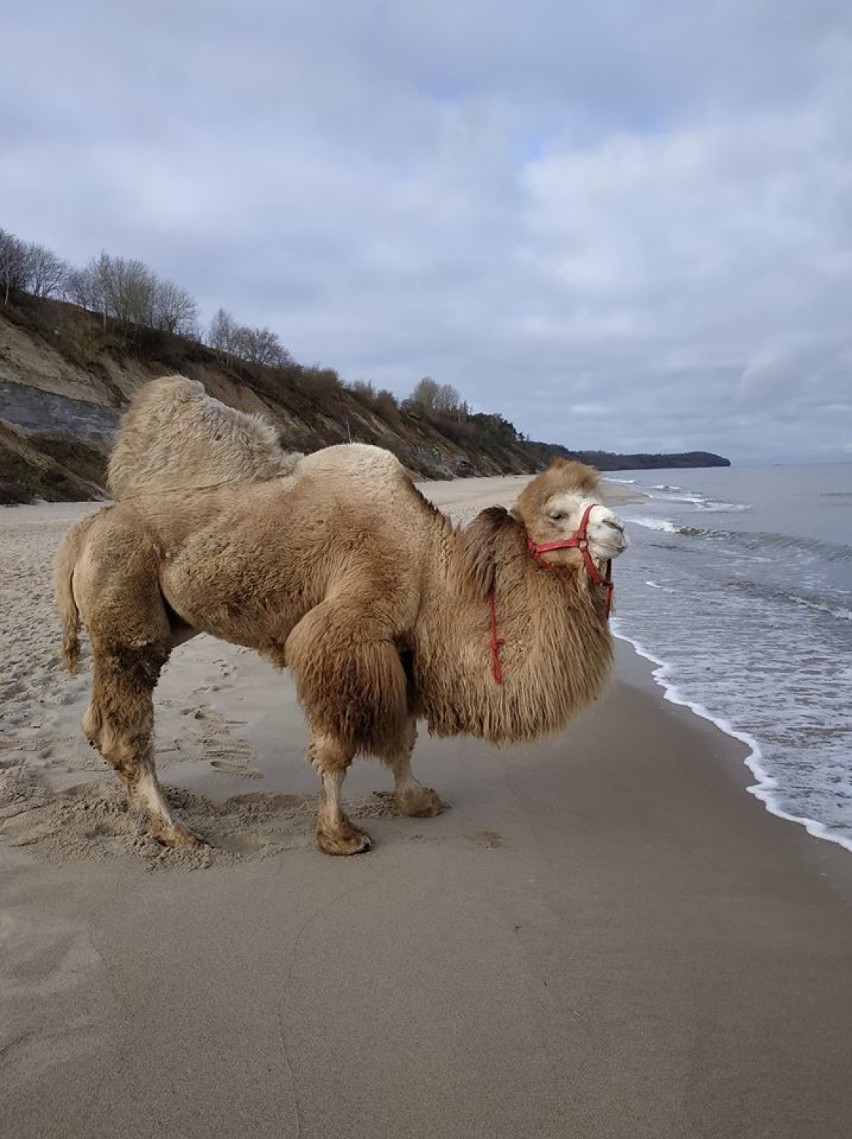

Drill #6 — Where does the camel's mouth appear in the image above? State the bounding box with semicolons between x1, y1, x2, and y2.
599;520;629;558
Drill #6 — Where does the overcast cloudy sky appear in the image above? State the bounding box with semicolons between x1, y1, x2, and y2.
4;0;852;462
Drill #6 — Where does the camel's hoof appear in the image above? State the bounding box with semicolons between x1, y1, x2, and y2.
396;786;447;818
153;820;208;849
316;825;372;856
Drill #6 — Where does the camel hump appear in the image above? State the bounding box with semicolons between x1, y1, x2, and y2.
297;442;406;480
107;375;303;499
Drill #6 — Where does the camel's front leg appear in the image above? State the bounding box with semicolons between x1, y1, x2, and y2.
380;716;446;818
308;731;372;855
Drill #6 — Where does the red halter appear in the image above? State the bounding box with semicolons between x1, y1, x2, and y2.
525;503;611;587
489;503;614;684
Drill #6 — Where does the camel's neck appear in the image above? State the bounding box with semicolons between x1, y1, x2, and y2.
412;513;614;744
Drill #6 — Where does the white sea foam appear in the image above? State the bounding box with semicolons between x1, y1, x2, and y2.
628;516;679;533
700;500;750;513
787;595;852;621
644;481;749;514
611;624;852;855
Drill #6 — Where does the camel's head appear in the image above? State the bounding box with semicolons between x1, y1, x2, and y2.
514;459;629;571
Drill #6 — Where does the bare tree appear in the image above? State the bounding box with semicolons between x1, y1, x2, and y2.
404;375;440;413
151;278;199;336
102;255;156;327
24;242;67;298
208;307;239;357
0;228;28;304
233;324;291;367
64;259;107;322
66;252;160;330
64;252;112;327
404;375;465;417
209;310;291;368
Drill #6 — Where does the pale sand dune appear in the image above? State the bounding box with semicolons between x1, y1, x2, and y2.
2;476;852;1138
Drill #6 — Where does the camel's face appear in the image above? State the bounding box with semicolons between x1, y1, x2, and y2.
537;491;629;567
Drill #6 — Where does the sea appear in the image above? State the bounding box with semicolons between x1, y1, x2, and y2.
607;463;852;852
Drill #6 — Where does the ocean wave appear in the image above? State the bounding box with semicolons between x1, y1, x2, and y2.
646;484;750;512
611;625;852;854
722;529;852;564
630;516;852;566
627;516;679;533
698;500;751;513
730;579;852;621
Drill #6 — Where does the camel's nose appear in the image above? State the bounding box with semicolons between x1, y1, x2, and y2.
588;506;629;557
602;518;628;551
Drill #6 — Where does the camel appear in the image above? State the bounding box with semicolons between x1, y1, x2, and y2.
54;376;628;854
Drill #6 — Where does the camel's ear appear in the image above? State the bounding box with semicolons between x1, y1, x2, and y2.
463;506;521;597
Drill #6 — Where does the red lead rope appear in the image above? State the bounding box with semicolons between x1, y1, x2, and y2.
489;504;614;684
489;589;506;684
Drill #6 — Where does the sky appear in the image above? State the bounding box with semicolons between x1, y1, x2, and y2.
4;0;852;463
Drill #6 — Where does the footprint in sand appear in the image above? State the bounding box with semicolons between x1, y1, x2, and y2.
192;707;264;779
210;759;264;779
471;830;505;849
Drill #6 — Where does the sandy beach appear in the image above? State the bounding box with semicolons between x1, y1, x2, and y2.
2;476;852;1139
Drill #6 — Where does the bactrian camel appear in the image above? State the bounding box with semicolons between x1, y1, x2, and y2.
55;376;629;854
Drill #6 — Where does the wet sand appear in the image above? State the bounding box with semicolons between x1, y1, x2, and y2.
2;476;852;1138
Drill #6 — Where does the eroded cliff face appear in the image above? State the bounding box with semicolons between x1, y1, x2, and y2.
0;380;120;438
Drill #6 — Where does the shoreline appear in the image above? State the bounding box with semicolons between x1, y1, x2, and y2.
606;465;852;860
613;638;852;900
615;626;852;857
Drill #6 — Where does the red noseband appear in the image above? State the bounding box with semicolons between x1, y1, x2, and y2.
526;502;614;610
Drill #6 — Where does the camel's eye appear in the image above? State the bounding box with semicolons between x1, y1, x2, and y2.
547;509;567;522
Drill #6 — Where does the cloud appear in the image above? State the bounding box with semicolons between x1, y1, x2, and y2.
2;0;852;462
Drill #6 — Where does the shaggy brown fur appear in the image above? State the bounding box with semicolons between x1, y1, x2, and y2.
55;376;627;854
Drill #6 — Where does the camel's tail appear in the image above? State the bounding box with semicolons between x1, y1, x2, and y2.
54;511;101;673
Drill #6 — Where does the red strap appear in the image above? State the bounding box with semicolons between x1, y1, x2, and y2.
601;560;614;619
489;589;505;684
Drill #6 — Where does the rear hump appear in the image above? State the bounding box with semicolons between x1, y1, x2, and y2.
107;375;302;498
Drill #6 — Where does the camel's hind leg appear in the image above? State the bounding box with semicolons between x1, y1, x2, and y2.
86;645;203;849
72;513;203;848
378;715;446;818
307;729;371;855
